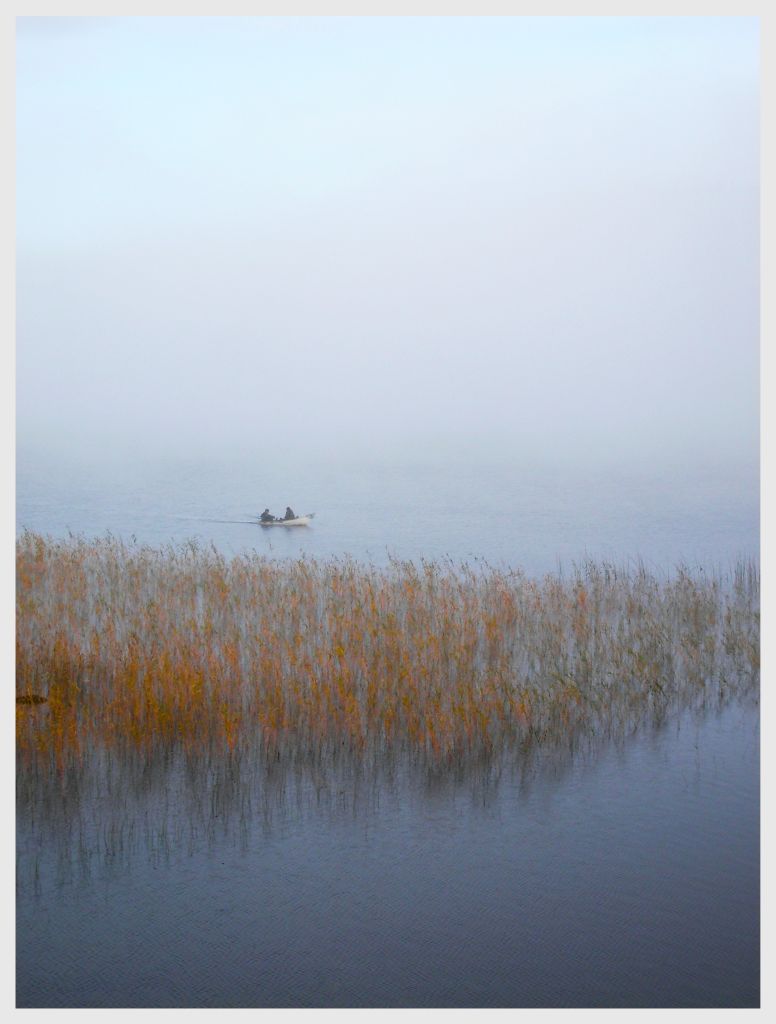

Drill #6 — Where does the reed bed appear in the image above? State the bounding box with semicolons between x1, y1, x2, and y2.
16;533;759;771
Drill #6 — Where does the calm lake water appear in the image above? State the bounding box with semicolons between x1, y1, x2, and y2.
16;450;760;1007
17;700;759;1008
16;450;759;576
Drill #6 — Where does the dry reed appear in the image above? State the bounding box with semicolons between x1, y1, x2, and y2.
16;532;759;771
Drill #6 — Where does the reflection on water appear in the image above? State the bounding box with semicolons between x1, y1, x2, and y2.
17;697;759;1008
17;739;558;889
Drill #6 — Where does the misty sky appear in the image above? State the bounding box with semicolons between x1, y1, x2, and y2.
16;16;759;465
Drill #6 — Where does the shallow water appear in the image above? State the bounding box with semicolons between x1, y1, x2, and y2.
16;700;759;1008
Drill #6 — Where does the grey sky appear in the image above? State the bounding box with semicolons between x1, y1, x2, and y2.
16;16;759;466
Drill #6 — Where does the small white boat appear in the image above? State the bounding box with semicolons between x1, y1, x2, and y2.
259;513;315;527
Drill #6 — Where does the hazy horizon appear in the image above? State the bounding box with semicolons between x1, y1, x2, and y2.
16;17;759;471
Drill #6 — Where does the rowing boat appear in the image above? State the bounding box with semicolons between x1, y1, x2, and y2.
258;513;315;527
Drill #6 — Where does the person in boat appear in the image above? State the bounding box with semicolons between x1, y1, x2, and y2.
260;508;275;523
284;506;296;521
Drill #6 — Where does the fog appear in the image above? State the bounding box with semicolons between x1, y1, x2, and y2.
16;17;759;471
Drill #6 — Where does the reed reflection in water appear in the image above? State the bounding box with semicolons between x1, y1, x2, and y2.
17;700;759;1008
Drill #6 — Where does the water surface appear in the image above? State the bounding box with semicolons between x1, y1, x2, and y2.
17;700;759;1008
16;450;760;576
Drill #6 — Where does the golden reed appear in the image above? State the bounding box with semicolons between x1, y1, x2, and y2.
16;533;759;768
